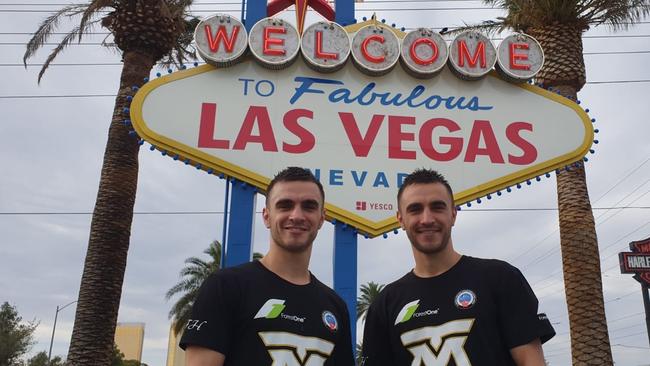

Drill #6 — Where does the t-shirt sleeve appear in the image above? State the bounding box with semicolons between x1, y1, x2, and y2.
329;300;355;366
360;295;394;366
497;263;556;348
179;271;239;355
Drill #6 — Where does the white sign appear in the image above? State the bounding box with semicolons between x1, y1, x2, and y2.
131;58;592;237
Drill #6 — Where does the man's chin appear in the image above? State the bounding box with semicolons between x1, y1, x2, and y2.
412;241;446;255
278;241;312;253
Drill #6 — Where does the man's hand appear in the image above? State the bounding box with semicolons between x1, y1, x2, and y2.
185;345;226;366
510;338;546;366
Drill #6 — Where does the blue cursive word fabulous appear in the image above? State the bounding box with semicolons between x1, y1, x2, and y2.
289;77;494;112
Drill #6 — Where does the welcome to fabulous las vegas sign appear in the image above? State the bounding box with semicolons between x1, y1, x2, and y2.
130;14;593;237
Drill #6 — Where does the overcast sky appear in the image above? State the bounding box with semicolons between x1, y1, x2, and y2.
1;1;649;365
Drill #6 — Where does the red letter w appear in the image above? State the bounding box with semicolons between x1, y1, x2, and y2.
204;24;240;53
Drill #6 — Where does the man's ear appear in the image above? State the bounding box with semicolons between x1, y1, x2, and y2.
318;208;325;229
451;204;457;226
397;210;405;230
262;207;271;228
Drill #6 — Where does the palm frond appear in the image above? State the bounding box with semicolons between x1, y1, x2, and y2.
356;282;385;320
444;20;509;36
160;15;200;68
183;256;211;268
166;240;265;336
172;308;192;335
589;0;650;29
23;4;87;66
78;0;114;41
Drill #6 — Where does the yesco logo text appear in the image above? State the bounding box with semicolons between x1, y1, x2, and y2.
356;201;394;211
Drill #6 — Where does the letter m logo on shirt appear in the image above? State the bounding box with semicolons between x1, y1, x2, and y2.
400;319;475;366
259;332;334;366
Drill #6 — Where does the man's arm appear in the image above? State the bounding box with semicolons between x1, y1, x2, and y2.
360;298;393;366
185;345;226;366
510;338;545;366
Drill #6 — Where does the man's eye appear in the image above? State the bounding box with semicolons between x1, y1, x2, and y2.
302;202;319;211
276;201;294;210
407;206;422;213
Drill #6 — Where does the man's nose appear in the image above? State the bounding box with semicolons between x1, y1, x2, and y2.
420;208;436;224
288;206;306;221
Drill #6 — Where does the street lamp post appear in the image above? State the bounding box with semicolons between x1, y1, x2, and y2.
48;300;77;364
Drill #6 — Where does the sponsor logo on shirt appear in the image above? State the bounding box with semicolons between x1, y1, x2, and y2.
400;319;475;366
412;308;440;318
254;299;286;319
395;300;421;325
322;311;338;332
258;331;335;366
255;299;306;323
454;290;476;309
281;313;306;323
185;319;208;331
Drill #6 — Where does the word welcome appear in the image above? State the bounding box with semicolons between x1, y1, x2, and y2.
194;14;544;81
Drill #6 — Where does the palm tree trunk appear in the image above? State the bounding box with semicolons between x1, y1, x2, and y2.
528;24;613;365
66;50;154;366
556;161;613;365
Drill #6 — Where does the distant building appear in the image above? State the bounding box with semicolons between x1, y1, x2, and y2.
166;323;185;366
114;322;145;362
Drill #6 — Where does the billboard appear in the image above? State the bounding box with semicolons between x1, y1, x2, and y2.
130;19;592;237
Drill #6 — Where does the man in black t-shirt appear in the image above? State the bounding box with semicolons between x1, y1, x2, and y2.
361;169;555;366
181;167;354;366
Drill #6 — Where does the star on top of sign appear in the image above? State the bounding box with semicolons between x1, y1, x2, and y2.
267;0;335;34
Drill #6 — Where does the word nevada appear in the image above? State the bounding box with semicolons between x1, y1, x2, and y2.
194;14;544;81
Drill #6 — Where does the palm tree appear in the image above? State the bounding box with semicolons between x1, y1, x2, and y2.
166;241;264;336
356;282;384;365
356;281;384;321
23;1;199;364
467;1;649;363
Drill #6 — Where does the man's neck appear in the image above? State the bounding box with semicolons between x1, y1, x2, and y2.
412;245;462;278
260;245;312;285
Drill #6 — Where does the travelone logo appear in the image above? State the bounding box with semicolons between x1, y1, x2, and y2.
131;20;593;238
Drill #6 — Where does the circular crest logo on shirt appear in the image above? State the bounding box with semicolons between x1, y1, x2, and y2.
454;290;477;309
322;311;338;332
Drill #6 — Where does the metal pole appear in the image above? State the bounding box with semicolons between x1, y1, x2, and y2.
47;300;77;364
333;222;358;348
642;282;650;348
47;305;60;363
220;177;231;270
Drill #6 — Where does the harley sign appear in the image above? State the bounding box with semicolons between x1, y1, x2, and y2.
130;18;593;237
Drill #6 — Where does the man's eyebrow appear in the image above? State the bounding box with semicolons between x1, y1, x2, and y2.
405;202;423;211
430;200;448;207
274;198;294;207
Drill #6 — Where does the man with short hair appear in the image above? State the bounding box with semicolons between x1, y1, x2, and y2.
181;167;354;366
361;168;555;366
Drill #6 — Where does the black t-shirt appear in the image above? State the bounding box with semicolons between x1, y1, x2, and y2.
180;261;355;365
361;256;555;366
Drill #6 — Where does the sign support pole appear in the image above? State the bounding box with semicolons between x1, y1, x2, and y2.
243;0;267;30
223;180;257;267
219;177;231;269
335;0;355;26
333;223;357;347
642;282;650;348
